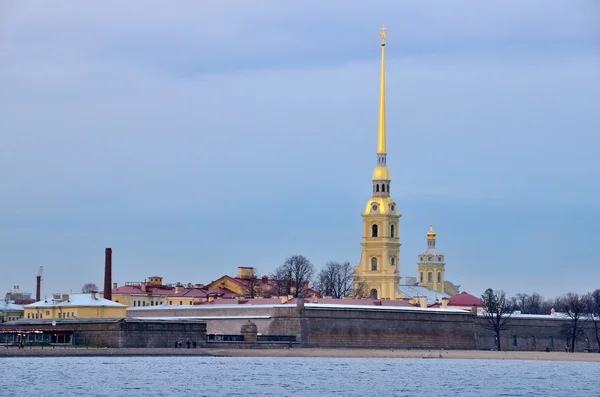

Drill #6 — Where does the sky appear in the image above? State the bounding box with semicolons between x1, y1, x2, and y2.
1;0;599;300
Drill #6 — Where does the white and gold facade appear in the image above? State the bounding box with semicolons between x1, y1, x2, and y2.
354;27;401;300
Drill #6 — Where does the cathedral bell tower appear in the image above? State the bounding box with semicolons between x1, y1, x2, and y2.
354;26;401;300
417;224;445;294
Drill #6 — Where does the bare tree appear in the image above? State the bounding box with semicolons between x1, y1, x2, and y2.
590;289;600;353
558;292;592;353
481;288;514;351
349;276;370;299
274;255;315;298
315;261;354;299
81;282;99;294
240;268;261;298
515;293;529;313
269;265;292;297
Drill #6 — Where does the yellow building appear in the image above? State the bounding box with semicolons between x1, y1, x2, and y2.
417;224;460;296
354;27;401;300
24;293;126;319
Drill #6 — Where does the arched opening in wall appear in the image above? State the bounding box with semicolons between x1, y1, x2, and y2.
391;257;395;267
531;336;536;350
371;257;378;271
420;272;423;283
370;289;378;300
427;272;432;282
391;224;395;238
376;184;380;192
381;184;385;192
387;184;389;192
549;336;554;350
437;272;441;283
372;224;378;237
512;335;518;347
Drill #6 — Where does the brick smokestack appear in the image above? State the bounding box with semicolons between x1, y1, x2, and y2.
36;275;41;302
104;248;112;301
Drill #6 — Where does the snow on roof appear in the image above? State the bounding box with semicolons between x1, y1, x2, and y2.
25;294;126;308
398;285;450;304
127;301;467;314
0;302;24;311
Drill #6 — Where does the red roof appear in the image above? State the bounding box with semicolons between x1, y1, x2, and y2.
448;291;484;307
112;285;174;296
169;288;208;298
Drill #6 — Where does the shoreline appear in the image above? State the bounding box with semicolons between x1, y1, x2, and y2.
1;347;599;362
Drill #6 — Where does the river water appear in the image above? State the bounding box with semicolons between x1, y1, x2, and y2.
1;356;598;396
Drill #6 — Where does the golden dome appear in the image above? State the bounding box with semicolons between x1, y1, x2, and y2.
363;196;399;215
427;224;436;240
372;165;391;181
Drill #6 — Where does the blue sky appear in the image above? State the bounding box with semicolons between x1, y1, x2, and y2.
1;1;599;300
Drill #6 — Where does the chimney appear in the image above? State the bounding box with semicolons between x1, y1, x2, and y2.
36;275;41;302
441;297;449;308
104;248;112;301
419;296;428;308
113;282;117;289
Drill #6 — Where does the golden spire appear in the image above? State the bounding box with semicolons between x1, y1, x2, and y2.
377;25;386;154
427;223;436;240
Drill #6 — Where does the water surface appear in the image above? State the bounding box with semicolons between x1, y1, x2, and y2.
2;356;598;396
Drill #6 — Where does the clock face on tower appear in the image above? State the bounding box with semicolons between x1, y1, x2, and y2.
372;204;378;211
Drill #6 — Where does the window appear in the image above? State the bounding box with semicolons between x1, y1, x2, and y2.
179;301;183;305
420;256;423;261
549;336;554;349
133;301;136;307
387;184;389;192
27;313;30;319
46;311;50;315
189;302;193;305
370;289;378;300
391;257;395;267
372;224;378;237
169;301;172;305
391;224;395;238
437;272;441;283
381;184;385;192
512;335;517;346
151;301;154;306
371;257;378;271
420;272;423;283
376;184;380;192
438;257;442;262
531;336;536;349
40;314;43;319
58;313;62;318
428;272;432;282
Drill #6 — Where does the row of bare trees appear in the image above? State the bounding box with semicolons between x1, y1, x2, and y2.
242;255;367;299
480;288;600;352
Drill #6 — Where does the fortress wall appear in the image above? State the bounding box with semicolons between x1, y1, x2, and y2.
297;307;477;349
474;316;598;352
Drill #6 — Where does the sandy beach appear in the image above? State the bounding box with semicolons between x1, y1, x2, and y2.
1;347;599;362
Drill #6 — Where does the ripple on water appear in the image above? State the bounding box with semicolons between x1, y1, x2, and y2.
0;356;598;397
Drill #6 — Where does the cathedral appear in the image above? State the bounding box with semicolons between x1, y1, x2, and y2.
354;27;459;301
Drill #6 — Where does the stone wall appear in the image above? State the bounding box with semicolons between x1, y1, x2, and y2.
120;320;207;348
14;319;207;348
299;306;477;349
475;316;599;352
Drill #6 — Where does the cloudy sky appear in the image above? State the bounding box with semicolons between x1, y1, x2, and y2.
1;1;599;300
